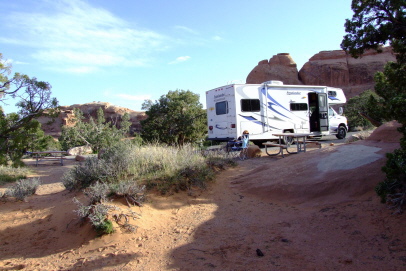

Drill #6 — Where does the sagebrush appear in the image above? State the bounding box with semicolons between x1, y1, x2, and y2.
5;178;41;201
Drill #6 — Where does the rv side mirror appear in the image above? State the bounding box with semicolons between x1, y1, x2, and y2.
338;107;343;115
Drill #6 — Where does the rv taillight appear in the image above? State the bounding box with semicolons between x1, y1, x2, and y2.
231;124;236;128
209;126;213;130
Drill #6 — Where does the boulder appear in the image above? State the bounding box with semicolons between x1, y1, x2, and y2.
246;53;302;85
247;145;262;158
67;145;93;156
75;155;86;162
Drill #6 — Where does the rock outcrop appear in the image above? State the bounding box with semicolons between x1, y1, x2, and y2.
37;102;147;138
246;47;395;99
246;53;302;85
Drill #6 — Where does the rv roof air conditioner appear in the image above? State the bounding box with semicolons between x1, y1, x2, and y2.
263;80;284;86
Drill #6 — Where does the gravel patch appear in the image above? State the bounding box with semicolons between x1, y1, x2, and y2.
317;145;383;172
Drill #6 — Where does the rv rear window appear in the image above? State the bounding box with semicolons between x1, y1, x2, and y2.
241;99;260;112
290;103;308;111
216;101;228;115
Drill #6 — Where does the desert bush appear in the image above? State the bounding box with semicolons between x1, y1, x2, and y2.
63;157;111;190
73;197;114;235
84;181;111;204
109;180;146;206
5;178;41;201
0;165;31;185
99;142;137;179
375;148;406;213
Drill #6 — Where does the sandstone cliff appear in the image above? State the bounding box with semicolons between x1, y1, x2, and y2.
37;102;147;138
246;47;395;99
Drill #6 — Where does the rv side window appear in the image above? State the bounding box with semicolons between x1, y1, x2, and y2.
216;101;228;115
328;91;337;97
290;103;308;111
241;99;260;112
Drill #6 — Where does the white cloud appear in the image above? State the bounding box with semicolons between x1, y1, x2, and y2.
174;25;199;35
168;56;191;65
212;35;223;41
1;0;169;73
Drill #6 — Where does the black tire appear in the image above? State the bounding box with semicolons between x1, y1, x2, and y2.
336;126;347;139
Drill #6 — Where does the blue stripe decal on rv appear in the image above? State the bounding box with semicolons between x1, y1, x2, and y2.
261;88;291;119
328;96;339;100
215;124;227;130
240;115;279;130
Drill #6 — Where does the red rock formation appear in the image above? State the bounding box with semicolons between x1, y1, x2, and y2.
299;47;395;98
246;47;395;99
37;102;147;138
246;53;302;85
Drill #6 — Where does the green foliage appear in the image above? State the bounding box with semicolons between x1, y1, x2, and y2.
59;107;131;153
0;53;59;166
375;149;406;213
0;108;58;166
5;178;41;201
341;0;406;58
374;61;406;149
141;90;207;146
344;90;385;130
342;1;406;212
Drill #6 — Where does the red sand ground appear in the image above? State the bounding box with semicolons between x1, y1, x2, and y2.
0;121;405;271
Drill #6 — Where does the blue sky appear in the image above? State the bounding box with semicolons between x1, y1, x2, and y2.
1;0;353;113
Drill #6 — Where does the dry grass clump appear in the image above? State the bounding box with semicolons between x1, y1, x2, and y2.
0;165;31;186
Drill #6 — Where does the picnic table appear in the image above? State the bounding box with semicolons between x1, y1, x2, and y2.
31;151;67;166
263;133;312;158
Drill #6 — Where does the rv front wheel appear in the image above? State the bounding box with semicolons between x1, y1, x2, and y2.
336;126;347;139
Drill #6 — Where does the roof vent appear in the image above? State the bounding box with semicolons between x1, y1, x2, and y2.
263;80;283;85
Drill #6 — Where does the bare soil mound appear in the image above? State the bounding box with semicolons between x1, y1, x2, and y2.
0;123;405;270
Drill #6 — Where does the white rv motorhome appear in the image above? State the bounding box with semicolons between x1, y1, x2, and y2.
206;81;348;144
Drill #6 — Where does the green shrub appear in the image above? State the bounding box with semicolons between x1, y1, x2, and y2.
73;198;114;236
344;90;385;130
84;181;110;204
109;180;146;204
375;148;406;213
6;178;41;201
100;142;137;179
63;157;111;190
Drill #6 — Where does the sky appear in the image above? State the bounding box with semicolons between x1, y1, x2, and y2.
0;0;354;113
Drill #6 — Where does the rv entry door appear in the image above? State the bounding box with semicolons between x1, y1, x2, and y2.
308;93;329;132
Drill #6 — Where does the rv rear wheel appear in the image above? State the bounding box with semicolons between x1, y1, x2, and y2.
336;126;347;139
